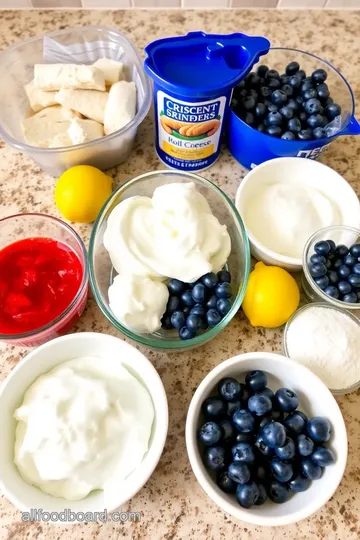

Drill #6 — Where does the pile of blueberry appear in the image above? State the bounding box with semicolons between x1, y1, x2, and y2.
198;370;335;508
309;240;360;303
232;61;342;141
161;270;232;340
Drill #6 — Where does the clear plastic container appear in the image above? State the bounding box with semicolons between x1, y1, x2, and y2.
0;26;151;176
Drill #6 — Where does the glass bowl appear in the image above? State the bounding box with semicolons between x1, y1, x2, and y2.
0;213;88;347
302;225;360;316
89;170;250;350
283;303;360;395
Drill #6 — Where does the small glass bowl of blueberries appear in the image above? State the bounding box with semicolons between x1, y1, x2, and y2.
231;49;343;142
303;225;360;311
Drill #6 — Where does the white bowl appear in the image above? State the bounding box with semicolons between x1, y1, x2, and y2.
235;158;360;271
185;352;347;527
0;332;168;519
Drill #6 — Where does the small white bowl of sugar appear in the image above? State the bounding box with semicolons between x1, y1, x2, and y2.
283;303;360;394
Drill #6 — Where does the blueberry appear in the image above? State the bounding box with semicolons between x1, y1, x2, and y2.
275;388;299;412
216;298;231;316
198;421;223;446
255;434;274;458
287;98;301;112
257;387;274;401
343;292;358;303
245;370;267;392
235;432;254;444
298;129;313;141
255;483;268;506
313;127;327;139
304;98;322;115
281;84;293;97
243;112;255;126
231;442;255;465
325;102;341;120
202;396;226;419
191;283;207;304
203;446;226;471
307;114;326;129
281;131;296;140
307;417;331;442
271;458;293;483
242;95;256;111
324;285;340;299
260;86;272;99
344;253;357;267
348;274;360;288
317;83;330;101
236;481;259;508
328;270;339;285
186;314;200;332
336;244;349;257
161;313;173;329
206;308;221;327
311;446;335;467
312;68;327;84
268;480;291;503
283;411;308;434
266;69;280;80
288;74;302;89
265;125;282;137
338;280;352;295
326;239;336;253
261;421;286;448
271;89;288;106
280;73;289;84
279;106;293;120
289;474;311;493
338;264;351;280
217;471;237;493
300;78;313;93
217;270;231;283
218;377;241;401
181;289;195;307
201;272;218;289
266;110;282;125
257;65;269;78
332;257;343;270
232;409;256;433
285;61;299;76
301;458;322;480
268;78;281;91
315;275;329;290
310;254;326;264
303;88;317;101
168;278;186;295
350;243;360;257
167;295;180;313
190;304;206;318
170;310;186;329
179;326;195;340
353;263;360;275
206;294;218;309
314;240;331;256
215;282;231;299
247;72;261;87
288;117;302;133
248;394;272;416
228;462;251;485
297;69;306;80
274;437;296;460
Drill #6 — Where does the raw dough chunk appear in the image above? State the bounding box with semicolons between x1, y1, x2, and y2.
24;80;57;113
104;81;137;135
22;105;80;147
56;89;109;124
48;133;73;148
68;118;104;145
93;58;125;86
34;64;105;91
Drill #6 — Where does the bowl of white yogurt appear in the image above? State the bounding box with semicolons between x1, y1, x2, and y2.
89;170;250;350
0;332;168;519
235;157;360;271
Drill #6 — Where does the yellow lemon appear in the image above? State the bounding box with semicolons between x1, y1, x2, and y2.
55;165;112;223
242;261;300;328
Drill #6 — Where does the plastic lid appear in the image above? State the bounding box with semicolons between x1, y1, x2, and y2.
144;31;270;99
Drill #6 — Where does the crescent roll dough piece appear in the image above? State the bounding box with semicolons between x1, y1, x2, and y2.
104;81;137;135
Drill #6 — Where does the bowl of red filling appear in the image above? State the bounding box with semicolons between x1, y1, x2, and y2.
0;213;88;347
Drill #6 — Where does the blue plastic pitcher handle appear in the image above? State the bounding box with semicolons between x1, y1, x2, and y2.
342;115;360;136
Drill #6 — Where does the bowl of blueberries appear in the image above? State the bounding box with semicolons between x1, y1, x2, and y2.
302;225;360;314
228;47;360;170
185;352;347;526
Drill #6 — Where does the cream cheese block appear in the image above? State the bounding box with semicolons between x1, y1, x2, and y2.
56;88;109;124
34;64;106;92
104;81;137;135
93;58;125;86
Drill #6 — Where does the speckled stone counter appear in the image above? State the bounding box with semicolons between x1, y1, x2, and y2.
0;8;359;540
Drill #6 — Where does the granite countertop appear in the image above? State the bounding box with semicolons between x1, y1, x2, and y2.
0;8;360;540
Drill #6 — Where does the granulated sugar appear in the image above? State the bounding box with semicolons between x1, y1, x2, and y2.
286;305;360;390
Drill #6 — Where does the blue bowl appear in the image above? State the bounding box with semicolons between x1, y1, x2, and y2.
228;47;360;170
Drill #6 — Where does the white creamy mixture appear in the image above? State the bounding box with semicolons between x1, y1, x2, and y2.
104;182;231;333
14;357;154;501
286;306;360;389
245;183;340;258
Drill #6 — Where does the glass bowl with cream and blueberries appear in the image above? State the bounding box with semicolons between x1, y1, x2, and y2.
89;170;250;350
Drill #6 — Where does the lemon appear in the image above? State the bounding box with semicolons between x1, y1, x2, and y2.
242;261;300;328
55;165;112;223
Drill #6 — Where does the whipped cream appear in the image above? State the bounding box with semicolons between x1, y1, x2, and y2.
14;356;154;501
108;275;169;333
